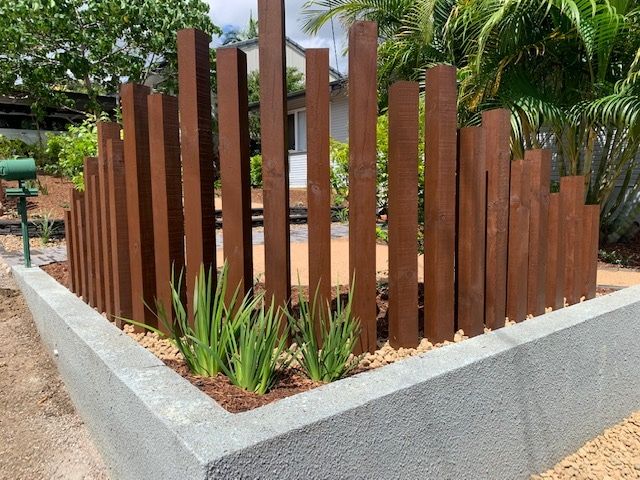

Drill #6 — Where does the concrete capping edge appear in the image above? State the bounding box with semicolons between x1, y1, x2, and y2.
12;264;640;480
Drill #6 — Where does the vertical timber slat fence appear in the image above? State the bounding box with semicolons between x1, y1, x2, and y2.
64;13;602;354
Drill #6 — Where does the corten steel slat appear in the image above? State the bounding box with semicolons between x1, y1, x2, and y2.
424;65;458;343
69;188;81;294
97;121;120;318
177;29;218;318
545;192;565;310
387;81;420;348
457;127;487;337
217;48;254;303
75;191;88;300
89;173;105;313
63;209;75;293
257;1;291;306
507;159;531;322
525;149;552;316
121;83;157;326
483;109;511;331
573;180;586;303
306;48;332;315
348;21;378;354
148;93;185;330
583;204;600;299
560;176;584;306
107;139;133;325
83;157;98;307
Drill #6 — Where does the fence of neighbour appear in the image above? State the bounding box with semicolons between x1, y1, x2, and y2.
62;1;599;354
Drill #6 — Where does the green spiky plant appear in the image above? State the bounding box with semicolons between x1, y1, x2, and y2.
216;300;289;395
127;263;259;377
285;280;361;383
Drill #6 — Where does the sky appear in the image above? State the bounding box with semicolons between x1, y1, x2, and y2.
206;0;348;73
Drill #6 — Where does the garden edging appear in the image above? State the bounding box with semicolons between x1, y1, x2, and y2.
12;263;640;480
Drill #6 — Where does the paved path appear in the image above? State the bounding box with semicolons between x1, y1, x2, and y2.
0;244;67;267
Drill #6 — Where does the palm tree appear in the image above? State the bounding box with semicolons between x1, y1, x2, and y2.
303;0;640;241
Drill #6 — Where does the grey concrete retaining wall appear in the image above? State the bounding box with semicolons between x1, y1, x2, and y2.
12;264;640;480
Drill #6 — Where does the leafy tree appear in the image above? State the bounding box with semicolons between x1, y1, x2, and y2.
0;0;220;119
247;67;306;148
304;0;640;241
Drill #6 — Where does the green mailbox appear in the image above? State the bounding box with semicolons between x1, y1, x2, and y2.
0;157;39;267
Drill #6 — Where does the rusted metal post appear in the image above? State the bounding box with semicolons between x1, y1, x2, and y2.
121;83;156;326
424;65;457;342
83;157;98;308
97;121;120;318
583;204;600;300
348;21;378;353
526;149;551;316
560;176;584;305
68;188;81;294
177;29;217;318
89;172;105;312
388;81;419;348
63;209;75;292
258;0;291;306
457;126;486;337
74;190;88;300
483;109;511;330
148;93;185;330
306;48;332;315
545;192;565;310
107;139;133;324
217;47;254;302
507;159;531;322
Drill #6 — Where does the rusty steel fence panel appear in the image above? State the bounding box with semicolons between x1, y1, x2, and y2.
97;121;120;318
148;93;185;331
306;48;332;314
107;139;133;325
388;81;420;348
483;109;511;331
424;65;458;343
258;0;291;307
177;29;218;320
121;83;157;326
348;21;378;354
217;47;254;303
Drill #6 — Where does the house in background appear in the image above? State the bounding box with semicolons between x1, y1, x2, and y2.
237;37;348;188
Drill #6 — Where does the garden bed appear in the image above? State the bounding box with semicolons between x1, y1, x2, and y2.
12;263;640;479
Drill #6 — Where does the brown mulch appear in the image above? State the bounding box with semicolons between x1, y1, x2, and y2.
599;231;640;268
41;261;70;288
1;175;72;220
164;359;319;413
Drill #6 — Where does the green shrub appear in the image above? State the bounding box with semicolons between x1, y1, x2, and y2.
0;135;55;171
218;300;289;394
285;281;361;383
250;153;262;187
45;116;100;189
126;263;259;378
37;210;57;245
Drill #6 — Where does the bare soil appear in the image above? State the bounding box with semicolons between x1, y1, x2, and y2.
1;175;72;220
0;260;108;479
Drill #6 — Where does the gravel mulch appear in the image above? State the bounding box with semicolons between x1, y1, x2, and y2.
532;411;640;479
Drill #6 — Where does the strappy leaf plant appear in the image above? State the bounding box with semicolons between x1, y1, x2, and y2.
127;263;258;377
285;280;361;383
217;300;289;395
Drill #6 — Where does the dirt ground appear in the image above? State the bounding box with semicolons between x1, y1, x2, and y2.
0;175;71;220
0;260;108;480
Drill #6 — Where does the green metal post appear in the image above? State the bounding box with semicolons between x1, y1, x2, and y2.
17;181;31;268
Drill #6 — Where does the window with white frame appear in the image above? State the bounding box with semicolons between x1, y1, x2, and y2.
287;109;307;152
